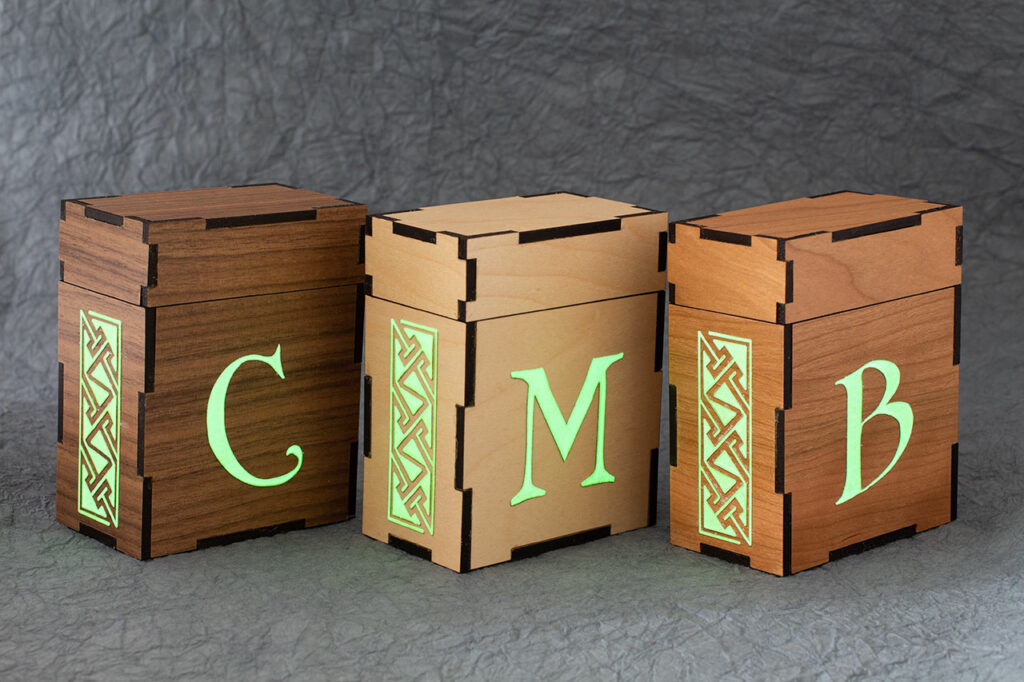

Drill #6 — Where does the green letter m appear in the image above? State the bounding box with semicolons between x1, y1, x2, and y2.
509;352;624;507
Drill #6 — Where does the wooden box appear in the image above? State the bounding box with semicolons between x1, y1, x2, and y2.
667;191;962;575
57;184;365;558
362;192;666;571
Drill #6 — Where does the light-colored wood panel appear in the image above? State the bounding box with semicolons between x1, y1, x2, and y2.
786;288;958;573
361;296;469;572
668;228;786;323
466;212;666;320
668;304;786;575
785;206;962;322
384;192;645;236
365;220;466;320
465;293;662;569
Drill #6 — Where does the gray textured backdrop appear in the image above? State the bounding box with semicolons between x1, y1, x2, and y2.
1;1;1023;679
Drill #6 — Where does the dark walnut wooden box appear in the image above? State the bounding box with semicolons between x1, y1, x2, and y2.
362;192;666;572
57;184;365;558
667;191;961;575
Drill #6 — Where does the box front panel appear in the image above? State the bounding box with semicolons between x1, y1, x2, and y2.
57;282;148;557
786;288;958;573
668;304;786;574
465;294;662;570
141;285;360;557
362;296;469;572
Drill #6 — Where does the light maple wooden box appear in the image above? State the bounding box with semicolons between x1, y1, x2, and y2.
57;184;365;558
667;191;962;575
362;192;666;572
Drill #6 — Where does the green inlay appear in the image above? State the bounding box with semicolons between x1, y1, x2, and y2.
834;359;914;505
206;345;303;487
509;352;623;507
388;319;438;535
697;331;752;546
78;310;122;528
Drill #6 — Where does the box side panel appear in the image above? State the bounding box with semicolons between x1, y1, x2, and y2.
464;293;662;570
787;288;958;573
57;282;148;557
668;304;786;575
146;204;365;306
668;228;786;323
365;219;466;320
785;206;962;323
141;286;360;556
466;212;667;320
362;296;468;572
59;204;149;305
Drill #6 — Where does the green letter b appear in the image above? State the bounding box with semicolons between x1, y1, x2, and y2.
834;359;913;505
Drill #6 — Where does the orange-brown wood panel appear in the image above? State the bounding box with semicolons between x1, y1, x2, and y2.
465;293;662;569
668;304;786;575
786;288;958;573
784;206;962;323
668;229;786;323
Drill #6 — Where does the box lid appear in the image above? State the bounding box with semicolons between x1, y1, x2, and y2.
59;184;365;307
668;191;962;323
365;192;667;321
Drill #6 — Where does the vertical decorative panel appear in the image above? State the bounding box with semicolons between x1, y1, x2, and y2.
78;310;122;528
697;331;752;545
388;319;438;535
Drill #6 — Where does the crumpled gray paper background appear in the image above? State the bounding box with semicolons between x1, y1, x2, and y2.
0;1;1022;678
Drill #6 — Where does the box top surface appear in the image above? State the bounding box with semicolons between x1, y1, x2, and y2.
668;191;962;324
73;183;354;225
381;192;650;239
60;184;365;308
679;191;944;239
367;192;666;321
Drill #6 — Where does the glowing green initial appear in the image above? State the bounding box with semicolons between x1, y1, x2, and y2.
834;359;914;505
509;352;624;507
206;345;303;487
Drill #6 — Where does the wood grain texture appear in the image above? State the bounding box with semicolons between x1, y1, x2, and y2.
56;282;148;557
366;193;665;321
61;186;365;307
684;191;942;239
669;193;962;323
668;229;786;323
58;185;364;558
465;293;661;569
668;288;958;575
786;288;958;573
75;184;351;222
362;296;469;572
668;304;787;574
363;293;662;572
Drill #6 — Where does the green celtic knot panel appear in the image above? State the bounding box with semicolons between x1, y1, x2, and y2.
697;330;752;546
78;310;122;528
388;319;438;535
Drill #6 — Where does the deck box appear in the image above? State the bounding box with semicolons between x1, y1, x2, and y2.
57;184;364;558
667;191;961;575
362;192;666;571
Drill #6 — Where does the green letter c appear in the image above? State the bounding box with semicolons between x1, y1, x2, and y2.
206;344;303;487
